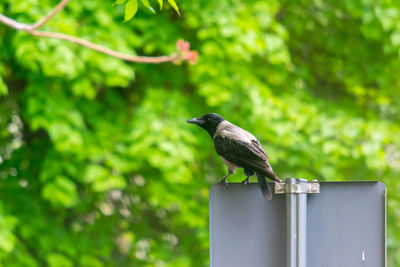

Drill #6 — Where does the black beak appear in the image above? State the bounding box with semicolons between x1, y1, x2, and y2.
187;117;205;125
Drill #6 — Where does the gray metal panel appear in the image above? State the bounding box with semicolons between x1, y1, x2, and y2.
209;181;386;267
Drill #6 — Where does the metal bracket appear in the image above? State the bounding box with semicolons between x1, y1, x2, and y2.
275;179;320;194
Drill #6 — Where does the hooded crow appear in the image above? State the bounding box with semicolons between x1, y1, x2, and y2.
187;113;281;200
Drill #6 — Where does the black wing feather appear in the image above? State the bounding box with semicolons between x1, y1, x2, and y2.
213;135;279;182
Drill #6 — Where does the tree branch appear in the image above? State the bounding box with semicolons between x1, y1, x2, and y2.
0;1;196;64
31;0;72;30
30;30;179;63
0;13;32;31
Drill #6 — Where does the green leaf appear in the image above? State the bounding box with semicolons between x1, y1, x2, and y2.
80;255;104;267
113;0;127;5
47;253;73;267
157;0;163;10
83;165;126;192
0;77;8;96
92;175;126;192
124;0;138;21
141;0;156;13
83;165;108;184
42;176;79;208
167;0;180;15
71;78;96;99
141;0;151;8
0;214;17;253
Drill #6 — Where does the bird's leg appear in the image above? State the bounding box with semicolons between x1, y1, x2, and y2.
241;169;254;187
241;175;250;186
219;170;233;189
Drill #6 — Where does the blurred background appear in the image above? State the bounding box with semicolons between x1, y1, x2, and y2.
1;0;400;266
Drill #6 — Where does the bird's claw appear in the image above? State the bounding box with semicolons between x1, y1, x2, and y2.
219;178;229;190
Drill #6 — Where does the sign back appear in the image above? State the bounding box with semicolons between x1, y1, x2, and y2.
209;181;386;267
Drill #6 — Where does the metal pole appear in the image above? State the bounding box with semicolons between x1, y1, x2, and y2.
286;178;307;267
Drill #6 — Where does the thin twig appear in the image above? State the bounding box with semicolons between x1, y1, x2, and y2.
0;1;183;64
30;30;179;63
0;13;31;30
31;0;72;30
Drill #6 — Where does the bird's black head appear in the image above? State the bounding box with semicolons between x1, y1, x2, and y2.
187;113;225;137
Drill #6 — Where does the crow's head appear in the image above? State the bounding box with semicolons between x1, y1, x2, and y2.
187;113;225;137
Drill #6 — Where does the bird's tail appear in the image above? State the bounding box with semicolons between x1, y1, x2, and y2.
257;173;272;200
261;166;282;183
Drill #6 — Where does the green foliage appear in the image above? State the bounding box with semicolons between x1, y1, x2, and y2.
124;0;138;21
1;0;400;266
0;77;7;96
167;0;180;15
0;204;18;255
116;0;179;21
0;65;8;96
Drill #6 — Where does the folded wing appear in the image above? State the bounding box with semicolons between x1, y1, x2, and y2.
213;135;279;182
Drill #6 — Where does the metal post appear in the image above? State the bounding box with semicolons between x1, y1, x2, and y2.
275;178;319;267
286;178;308;267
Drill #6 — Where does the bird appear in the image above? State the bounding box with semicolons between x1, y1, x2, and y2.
187;113;281;200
